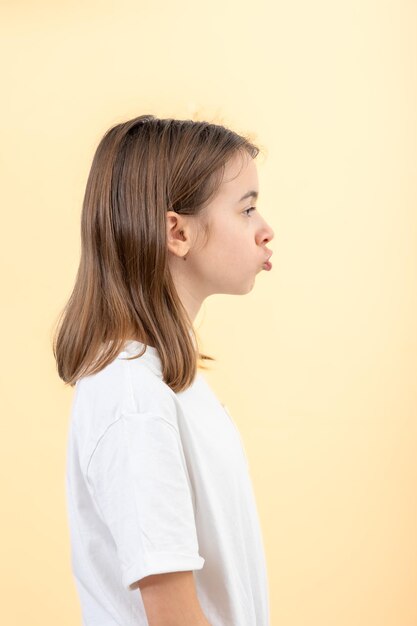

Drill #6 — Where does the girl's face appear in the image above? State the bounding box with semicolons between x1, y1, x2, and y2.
167;150;275;319
191;151;274;296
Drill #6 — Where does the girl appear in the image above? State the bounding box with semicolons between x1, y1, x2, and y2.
54;114;274;626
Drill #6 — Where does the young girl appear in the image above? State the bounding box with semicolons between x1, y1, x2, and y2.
54;114;274;626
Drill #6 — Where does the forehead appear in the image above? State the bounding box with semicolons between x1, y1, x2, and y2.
216;151;259;201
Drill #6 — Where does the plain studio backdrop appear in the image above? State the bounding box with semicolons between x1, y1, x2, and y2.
0;1;416;625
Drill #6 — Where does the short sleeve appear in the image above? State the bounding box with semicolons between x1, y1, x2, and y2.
86;411;205;589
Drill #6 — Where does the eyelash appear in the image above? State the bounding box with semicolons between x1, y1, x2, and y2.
243;206;256;217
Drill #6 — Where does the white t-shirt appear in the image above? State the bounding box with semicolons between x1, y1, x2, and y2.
65;339;270;626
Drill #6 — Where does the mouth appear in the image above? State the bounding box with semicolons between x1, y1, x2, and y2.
262;250;273;271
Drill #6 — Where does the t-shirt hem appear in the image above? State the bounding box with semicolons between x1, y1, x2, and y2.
123;551;205;589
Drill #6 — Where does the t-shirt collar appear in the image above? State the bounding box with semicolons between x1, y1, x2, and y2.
118;339;163;378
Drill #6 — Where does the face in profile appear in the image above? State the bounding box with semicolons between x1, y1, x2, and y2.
189;151;275;297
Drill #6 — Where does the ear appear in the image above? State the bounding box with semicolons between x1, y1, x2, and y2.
166;211;190;258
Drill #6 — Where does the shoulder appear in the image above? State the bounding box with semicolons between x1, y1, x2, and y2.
124;357;180;428
69;355;174;474
74;355;134;418
72;352;179;437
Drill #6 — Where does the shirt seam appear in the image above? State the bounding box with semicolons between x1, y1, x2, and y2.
85;415;124;487
85;412;182;487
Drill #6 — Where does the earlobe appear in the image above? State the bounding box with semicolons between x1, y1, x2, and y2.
179;230;187;260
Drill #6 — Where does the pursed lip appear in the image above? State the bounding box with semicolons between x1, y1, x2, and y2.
263;250;273;263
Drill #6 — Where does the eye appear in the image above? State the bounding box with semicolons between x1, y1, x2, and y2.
243;206;256;217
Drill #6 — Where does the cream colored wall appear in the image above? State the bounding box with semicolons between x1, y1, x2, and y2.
1;1;416;624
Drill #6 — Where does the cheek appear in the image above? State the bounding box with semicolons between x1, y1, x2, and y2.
213;242;248;276
198;217;251;271
211;219;242;250
212;234;242;266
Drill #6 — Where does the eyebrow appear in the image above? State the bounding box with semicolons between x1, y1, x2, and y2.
238;190;259;203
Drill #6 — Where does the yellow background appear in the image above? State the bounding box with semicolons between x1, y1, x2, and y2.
1;1;416;624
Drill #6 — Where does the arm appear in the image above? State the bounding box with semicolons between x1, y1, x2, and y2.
138;570;212;626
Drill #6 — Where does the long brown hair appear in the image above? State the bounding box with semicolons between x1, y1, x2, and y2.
53;114;260;393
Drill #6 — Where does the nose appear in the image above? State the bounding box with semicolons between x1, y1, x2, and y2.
257;215;275;251
263;223;274;244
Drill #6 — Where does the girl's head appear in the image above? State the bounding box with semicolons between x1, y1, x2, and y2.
53;114;274;393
